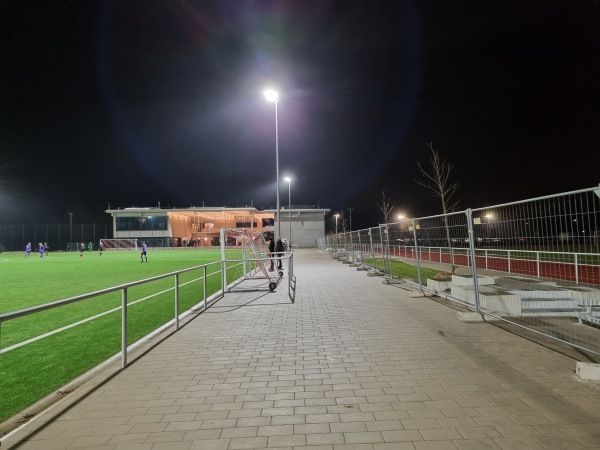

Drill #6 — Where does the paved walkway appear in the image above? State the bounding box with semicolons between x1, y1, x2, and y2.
3;249;600;449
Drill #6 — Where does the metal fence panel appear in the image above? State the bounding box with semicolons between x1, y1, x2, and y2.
0;223;112;253
328;185;600;356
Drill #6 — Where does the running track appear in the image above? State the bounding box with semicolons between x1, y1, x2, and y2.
388;247;600;286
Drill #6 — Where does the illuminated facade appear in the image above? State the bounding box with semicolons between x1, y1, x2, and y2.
106;206;329;247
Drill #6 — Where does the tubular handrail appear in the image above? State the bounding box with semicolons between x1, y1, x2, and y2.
0;260;224;324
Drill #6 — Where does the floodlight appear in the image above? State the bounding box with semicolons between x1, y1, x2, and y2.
263;89;279;103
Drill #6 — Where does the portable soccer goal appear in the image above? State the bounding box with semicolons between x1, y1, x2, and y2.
220;228;282;291
99;238;138;250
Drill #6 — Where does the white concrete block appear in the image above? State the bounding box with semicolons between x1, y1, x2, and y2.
452;274;495;286
457;312;484;322
576;362;600;381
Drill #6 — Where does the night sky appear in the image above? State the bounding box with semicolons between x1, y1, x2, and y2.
1;1;598;230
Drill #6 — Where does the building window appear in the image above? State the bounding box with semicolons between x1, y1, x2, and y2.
235;221;257;228
116;216;168;231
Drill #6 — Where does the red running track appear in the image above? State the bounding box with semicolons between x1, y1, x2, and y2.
390;248;600;286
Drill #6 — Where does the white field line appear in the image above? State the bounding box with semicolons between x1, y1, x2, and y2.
1;271;224;354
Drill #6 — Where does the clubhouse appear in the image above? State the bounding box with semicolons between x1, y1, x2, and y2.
106;206;330;248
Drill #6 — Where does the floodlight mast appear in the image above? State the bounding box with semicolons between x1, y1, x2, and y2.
264;89;281;239
285;177;292;246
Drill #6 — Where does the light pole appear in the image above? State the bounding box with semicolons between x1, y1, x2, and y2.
263;88;281;239
68;212;73;250
284;177;292;246
335;213;340;234
348;208;353;232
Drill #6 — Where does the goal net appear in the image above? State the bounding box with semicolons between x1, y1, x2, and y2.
220;228;279;291
100;238;138;250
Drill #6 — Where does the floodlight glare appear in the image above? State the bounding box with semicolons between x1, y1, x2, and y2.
263;89;279;103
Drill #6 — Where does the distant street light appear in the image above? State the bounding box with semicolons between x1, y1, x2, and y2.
284;177;292;247
335;213;340;234
263;88;281;239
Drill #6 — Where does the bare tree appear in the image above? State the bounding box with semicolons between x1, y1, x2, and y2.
337;206;348;234
416;143;461;271
377;190;394;224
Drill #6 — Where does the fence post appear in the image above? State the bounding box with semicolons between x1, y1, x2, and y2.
242;238;247;274
575;253;579;285
411;219;422;287
380;224;389;278
508;250;511;273
203;266;207;311
536;252;540;278
174;274;180;330
222;260;227;294
357;230;363;268
369;228;375;271
466;209;481;313
121;287;128;369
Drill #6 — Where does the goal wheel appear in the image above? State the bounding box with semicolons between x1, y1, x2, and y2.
269;282;277;291
278;271;284;277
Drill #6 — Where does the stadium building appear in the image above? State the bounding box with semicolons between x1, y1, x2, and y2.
106;206;330;248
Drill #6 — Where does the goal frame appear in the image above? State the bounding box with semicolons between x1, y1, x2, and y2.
99;238;138;251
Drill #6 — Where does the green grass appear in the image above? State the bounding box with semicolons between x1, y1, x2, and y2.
364;258;442;282
0;249;242;422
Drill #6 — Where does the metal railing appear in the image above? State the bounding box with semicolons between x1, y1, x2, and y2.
325;185;600;357
0;252;294;424
1;261;223;366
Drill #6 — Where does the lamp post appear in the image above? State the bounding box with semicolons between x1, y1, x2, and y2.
68;212;73;250
263;88;281;239
335;213;340;234
284;177;292;246
348;208;353;232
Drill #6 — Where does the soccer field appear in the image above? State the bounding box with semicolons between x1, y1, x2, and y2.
0;248;234;422
0;248;225;314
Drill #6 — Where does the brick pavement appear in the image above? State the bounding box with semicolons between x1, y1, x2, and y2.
3;249;600;449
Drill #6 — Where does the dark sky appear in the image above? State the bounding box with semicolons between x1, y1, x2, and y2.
1;1;599;230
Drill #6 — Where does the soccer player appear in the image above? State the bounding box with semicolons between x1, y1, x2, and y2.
25;242;31;258
38;242;45;260
99;242;104;256
44;242;49;256
80;242;84;258
140;241;148;263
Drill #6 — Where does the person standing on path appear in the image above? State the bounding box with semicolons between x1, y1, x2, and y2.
275;238;284;270
140;241;148;263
